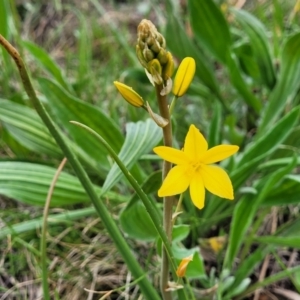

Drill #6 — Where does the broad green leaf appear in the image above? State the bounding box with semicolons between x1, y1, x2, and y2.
188;0;231;64
185;251;207;280
173;225;190;243
165;13;219;94
0;207;96;240
254;236;300;248
232;8;276;89
232;106;300;188
224;158;296;269
101;119;162;194
120;201;158;241
120;171;161;241
0;99;61;157
0;162;127;206
259;32;300;134
22;41;72;92
38;78;124;177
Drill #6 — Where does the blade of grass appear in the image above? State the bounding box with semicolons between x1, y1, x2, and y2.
235;265;300;300
41;158;67;300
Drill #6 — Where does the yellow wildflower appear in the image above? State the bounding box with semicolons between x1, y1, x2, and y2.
176;254;193;278
114;81;144;107
153;124;239;209
208;236;227;254
172;57;196;97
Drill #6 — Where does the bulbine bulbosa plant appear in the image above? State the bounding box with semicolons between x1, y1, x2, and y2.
114;19;239;299
1;1;300;298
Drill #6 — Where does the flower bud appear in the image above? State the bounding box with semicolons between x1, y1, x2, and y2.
176;254;193;278
114;81;144;107
162;52;174;80
172;57;196;97
136;19;174;85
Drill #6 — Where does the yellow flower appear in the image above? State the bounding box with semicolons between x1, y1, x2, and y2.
208;236;226;254
172;57;196;97
153;124;239;209
114;81;144;107
176;254;193;278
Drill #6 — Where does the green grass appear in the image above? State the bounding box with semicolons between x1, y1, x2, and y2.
1;0;300;299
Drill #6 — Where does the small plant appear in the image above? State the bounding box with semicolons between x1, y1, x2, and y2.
1;1;300;299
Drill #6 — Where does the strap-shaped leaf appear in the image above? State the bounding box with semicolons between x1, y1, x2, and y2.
165;13;219;94
232;106;300;188
38;78;124;177
0;99;61;157
0;207;96;240
102;119;162;194
188;0;261;112
0;162;127;206
188;0;231;64
22;40;72;92
224;158;297;269
259;32;300;134
254;236;300;249
262;174;300;206
232;8;276;89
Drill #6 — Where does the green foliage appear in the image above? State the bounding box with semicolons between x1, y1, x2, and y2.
1;0;300;299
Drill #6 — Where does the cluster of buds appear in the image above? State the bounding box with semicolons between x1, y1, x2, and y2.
136;19;174;89
114;19;196;127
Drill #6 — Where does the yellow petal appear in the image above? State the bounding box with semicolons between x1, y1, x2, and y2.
201;165;234;199
200;145;239;164
158;165;191;197
176;254;193;278
172;57;196;97
189;172;205;209
153;146;189;165
184;124;208;161
114;81;144;107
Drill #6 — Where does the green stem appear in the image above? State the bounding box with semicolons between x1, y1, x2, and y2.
41;158;67;300
169;95;178;116
156;84;174;300
0;34;160;300
71;120;177;274
172;194;184;226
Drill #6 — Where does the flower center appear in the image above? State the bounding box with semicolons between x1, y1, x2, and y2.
192;162;202;172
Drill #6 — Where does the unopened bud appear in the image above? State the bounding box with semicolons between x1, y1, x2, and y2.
136;19;174;84
114;81;144;107
162;52;174;80
172;57;196;97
